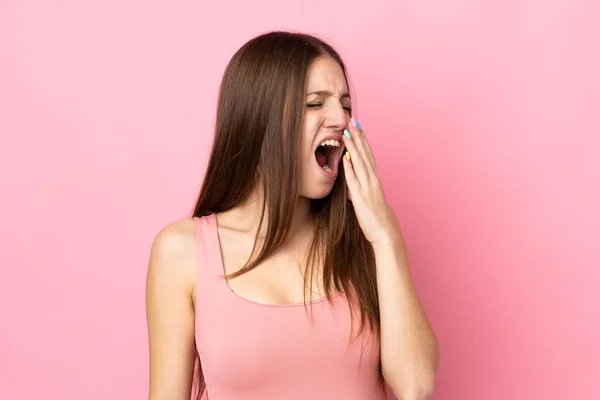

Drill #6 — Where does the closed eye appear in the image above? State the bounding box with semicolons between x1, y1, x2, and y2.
307;103;352;113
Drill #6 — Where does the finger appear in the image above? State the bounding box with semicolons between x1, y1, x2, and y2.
342;127;370;186
342;150;359;200
348;119;377;177
360;133;379;178
348;118;370;162
355;120;377;168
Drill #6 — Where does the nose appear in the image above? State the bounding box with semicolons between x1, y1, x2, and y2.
323;102;350;131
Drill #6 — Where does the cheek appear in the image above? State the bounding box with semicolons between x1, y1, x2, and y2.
301;115;320;156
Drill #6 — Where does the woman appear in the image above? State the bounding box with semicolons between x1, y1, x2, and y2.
146;31;439;400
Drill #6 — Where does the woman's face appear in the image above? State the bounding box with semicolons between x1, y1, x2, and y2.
298;56;351;199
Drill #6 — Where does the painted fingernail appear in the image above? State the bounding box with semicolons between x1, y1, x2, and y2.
351;117;357;128
356;120;362;130
345;151;350;160
344;129;351;139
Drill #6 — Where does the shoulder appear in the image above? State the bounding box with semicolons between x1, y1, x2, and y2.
146;217;198;296
151;217;197;257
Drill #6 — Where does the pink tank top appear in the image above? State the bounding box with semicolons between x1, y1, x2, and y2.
193;214;386;399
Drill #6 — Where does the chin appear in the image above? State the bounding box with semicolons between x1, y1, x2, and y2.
299;183;335;200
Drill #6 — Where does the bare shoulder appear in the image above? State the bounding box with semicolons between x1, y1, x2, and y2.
147;217;198;297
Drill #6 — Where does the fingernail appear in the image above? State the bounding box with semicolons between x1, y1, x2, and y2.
351;117;357;128
344;129;351;139
356;120;362;130
345;151;350;160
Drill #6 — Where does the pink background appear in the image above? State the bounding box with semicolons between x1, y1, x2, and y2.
1;1;598;399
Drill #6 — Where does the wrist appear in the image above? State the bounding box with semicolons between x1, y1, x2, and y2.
371;231;405;252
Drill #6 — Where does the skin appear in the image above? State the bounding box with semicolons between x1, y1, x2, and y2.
146;56;439;400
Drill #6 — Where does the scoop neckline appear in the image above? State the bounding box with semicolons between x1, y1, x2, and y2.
207;213;344;308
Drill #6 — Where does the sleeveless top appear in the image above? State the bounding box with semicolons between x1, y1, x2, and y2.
193;214;386;399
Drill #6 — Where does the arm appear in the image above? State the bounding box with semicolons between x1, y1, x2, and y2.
146;220;198;400
374;231;439;400
341;119;438;399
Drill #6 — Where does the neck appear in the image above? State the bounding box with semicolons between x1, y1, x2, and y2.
218;184;313;240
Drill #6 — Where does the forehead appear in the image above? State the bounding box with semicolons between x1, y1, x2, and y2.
306;57;348;93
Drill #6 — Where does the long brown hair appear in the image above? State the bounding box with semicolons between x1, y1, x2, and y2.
191;31;379;399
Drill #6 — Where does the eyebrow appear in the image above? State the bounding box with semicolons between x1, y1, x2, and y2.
306;90;350;99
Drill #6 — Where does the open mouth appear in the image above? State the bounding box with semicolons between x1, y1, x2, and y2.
314;139;344;174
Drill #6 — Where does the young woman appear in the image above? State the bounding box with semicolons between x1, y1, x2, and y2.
146;31;439;400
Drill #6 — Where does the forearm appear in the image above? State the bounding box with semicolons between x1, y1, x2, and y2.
373;236;439;399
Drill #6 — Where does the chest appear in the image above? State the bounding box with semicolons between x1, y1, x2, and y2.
218;229;329;306
195;293;381;392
